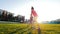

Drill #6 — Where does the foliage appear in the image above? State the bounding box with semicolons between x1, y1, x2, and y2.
0;10;25;23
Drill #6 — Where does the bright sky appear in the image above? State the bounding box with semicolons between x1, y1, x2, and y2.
0;0;60;22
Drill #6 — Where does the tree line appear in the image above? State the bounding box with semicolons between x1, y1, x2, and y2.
0;10;25;23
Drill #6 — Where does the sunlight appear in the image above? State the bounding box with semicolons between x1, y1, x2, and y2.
8;0;60;23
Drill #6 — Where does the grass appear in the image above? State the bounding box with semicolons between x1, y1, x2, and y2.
0;23;60;34
40;24;60;34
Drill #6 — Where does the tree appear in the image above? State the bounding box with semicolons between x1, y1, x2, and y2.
1;10;8;21
7;13;14;21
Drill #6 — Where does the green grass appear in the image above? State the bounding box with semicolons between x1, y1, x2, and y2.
40;24;60;34
0;23;60;34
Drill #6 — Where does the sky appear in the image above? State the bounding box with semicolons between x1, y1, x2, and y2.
0;0;60;22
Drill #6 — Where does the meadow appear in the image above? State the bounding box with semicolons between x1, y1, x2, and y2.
0;23;60;34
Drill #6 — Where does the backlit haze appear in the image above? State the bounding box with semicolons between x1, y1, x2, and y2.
0;0;60;23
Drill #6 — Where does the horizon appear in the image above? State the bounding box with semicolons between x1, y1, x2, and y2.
0;0;60;22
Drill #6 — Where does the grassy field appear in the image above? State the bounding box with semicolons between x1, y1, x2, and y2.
0;23;60;34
